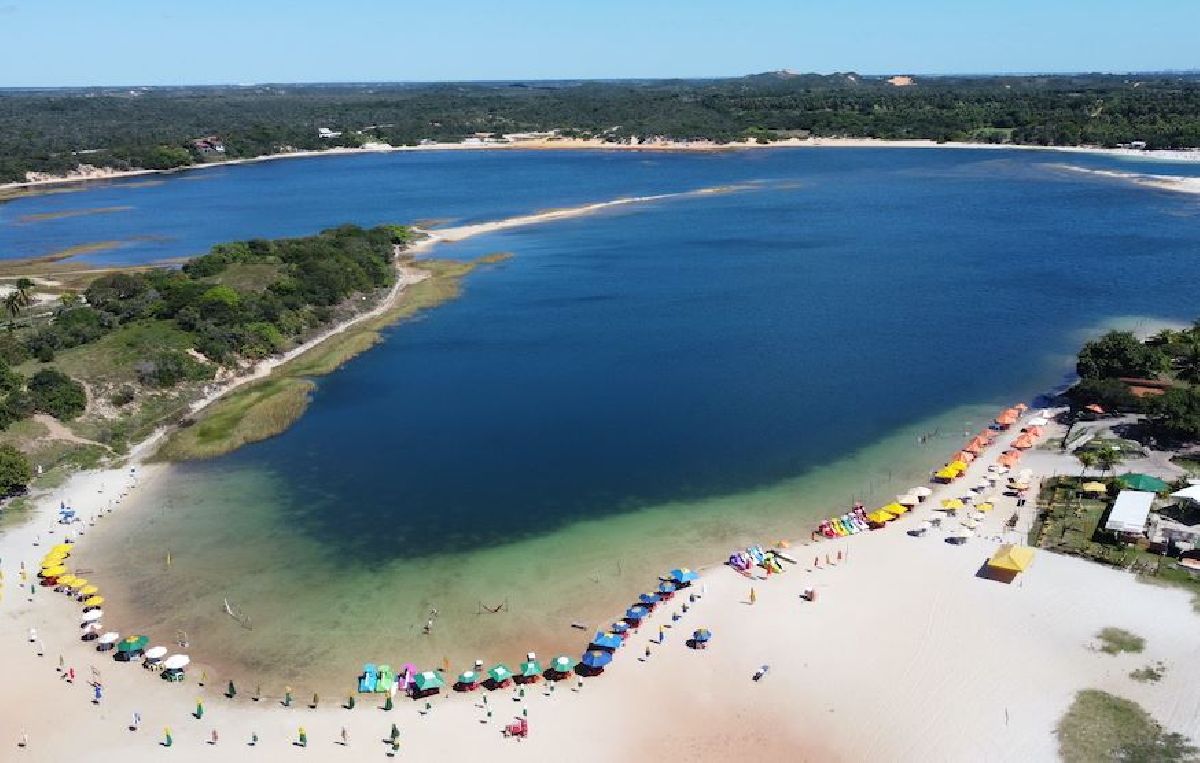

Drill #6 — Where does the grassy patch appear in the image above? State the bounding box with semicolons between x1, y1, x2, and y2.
1138;559;1200;613
154;377;314;461
1029;477;1143;567
1057;689;1196;763
1097;627;1146;655
207;262;282;292
1131;662;1166;683
29;319;197;385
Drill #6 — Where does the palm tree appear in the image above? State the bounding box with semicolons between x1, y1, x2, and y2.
1076;449;1098;478
3;291;24;322
1094;447;1123;478
14;278;34;304
58;290;80;310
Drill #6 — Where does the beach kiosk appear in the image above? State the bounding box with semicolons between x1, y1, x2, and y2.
1104;490;1156;538
984;544;1036;583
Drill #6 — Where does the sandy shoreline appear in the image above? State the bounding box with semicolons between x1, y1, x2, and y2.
4;137;1199;197
4;403;1200;760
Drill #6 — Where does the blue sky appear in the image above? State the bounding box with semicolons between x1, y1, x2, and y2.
2;0;1197;86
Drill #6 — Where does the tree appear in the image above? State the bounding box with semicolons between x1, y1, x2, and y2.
27;368;87;420
1176;340;1200;386
3;291;24;322
1066;377;1141;413
1076;449;1098;478
58;290;80;310
1076;331;1168;380
1093;447;1123;477
0;444;32;496
1147;386;1200;443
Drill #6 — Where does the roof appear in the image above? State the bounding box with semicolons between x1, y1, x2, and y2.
987;544;1036;573
1171;484;1200;503
1105;490;1155;534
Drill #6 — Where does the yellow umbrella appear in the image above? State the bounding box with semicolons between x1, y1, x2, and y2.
40;565;68;577
881;502;908;515
977;502;994;512
69;578;89;590
83;595;105;607
934;467;959;480
51;543;73;553
57;575;78;587
866;509;897;523
948;460;969;472
78;585;99;596
940;498;964;510
1080;481;1107;494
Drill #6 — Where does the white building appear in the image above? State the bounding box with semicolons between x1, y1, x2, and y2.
1104;490;1155;535
317;127;342;139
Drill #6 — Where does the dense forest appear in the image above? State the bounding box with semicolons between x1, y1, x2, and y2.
3;72;1200;182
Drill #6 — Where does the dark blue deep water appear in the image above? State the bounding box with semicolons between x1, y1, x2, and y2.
5;148;1200;556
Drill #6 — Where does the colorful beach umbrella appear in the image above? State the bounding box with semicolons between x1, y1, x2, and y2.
669;568;699;583
457;670;478;686
550;656;576;673
519;659;542;678
83;595;105;607
487;664;513;684
693;628;712;642
69;578;88;590
40;565;68;577
78;585;98;597
591;632;622;650
657;581;677;594
118;635;150;653
610;621;630;633
638;592;660;605
625;605;650;621
580;650;613;669
413;671;444;691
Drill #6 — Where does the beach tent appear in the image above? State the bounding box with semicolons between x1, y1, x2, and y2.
985;544;1036;583
1080;481;1108;495
413;671;444;692
1105;490;1155;534
669;568;699;584
579;650;613;670
1118;474;1169;493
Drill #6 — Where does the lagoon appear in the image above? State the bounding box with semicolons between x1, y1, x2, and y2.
8;147;1200;692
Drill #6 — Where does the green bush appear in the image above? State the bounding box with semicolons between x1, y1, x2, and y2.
0;444;32;496
136;350;215;388
28;368;87;420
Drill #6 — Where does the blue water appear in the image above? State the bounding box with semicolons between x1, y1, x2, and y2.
20;147;1199;688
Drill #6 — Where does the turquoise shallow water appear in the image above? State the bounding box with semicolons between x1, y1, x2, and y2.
7;147;1199;692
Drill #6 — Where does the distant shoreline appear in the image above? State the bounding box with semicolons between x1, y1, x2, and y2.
4;137;1200;199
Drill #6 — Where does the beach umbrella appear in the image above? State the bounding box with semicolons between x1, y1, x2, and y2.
1027;416;1049;427
81;609;103;622
693;628;712;643
457;670;478;686
487;664;513;684
591;632;622;650
1117;473;1169;493
118;635;149;653
625;605;650;621
866;509;896;524
69;578;88;590
78;585;99;597
550;656;576;674
98;631;120;645
977;502;994;512
413;671;444;691
51;543;73;554
40;565;68;577
519;659;542;678
144;646;168;661
579;650;613;669
610;621;630;634
83;595;105;607
657;581;677;594
163;655;190;670
940;498;964;510
913;486;933;497
669;568;699;584
1080;481;1108;494
56;575;78;588
896;494;919;506
638;592;660;605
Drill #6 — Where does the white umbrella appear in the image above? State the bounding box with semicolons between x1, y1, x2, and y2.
163;654;190;670
1027;416;1049;427
913;486;933;497
897;494;919;506
81;609;103;622
919;520;933;531
98;631;120;644
971;511;986;521
144;646;168;660
973;480;989;492
83;622;102;632
957;528;976;538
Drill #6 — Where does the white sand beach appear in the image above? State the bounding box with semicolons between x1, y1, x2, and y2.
4;403;1200;761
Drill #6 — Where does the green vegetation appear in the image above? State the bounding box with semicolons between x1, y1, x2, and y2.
1096;627;1146;655
0;443;33;496
1057;690;1197;763
1028;477;1145;566
1131;662;1166;683
27;368;87;420
4;74;1200;183
1067;325;1200;443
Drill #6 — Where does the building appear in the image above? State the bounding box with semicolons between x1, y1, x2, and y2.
191;136;225;156
1148;485;1200;552
1104;490;1155;536
317;127;342;139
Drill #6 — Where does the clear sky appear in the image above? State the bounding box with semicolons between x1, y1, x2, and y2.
2;0;1197;87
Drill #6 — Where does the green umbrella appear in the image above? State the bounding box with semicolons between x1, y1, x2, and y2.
1118;473;1169;493
550;655;576;673
457;670;478;685
413;671;444;691
487;664;512;683
519;659;542;678
117;634;149;653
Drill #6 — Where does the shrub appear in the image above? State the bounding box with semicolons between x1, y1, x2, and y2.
136;350;215;388
0;444;32;496
109;385;136;407
28;368;87;420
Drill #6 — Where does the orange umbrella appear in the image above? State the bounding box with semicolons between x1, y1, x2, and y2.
964;441;983;455
979;429;998;440
949;451;974;463
1011;434;1035;450
996;410;1018;427
998;450;1021;467
1015;403;1029;412
1023;425;1044;438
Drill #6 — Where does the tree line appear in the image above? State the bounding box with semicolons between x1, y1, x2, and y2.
3;72;1200;182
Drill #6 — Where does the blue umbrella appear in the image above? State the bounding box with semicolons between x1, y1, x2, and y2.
625;605;650;621
669;568;699;584
609;622;630;633
657;581;677;594
638;593;660;605
580;650;613;669
693;628;712;642
591;632;622;650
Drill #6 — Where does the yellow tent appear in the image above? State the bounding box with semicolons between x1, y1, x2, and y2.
1080;481;1107;494
987;544;1036;573
881;502;907;515
866;509;896;523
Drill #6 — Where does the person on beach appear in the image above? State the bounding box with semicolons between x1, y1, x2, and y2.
340;726;349;746
67;667;75;683
210;729;219;745
28;627;36;643
131;711;141;731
